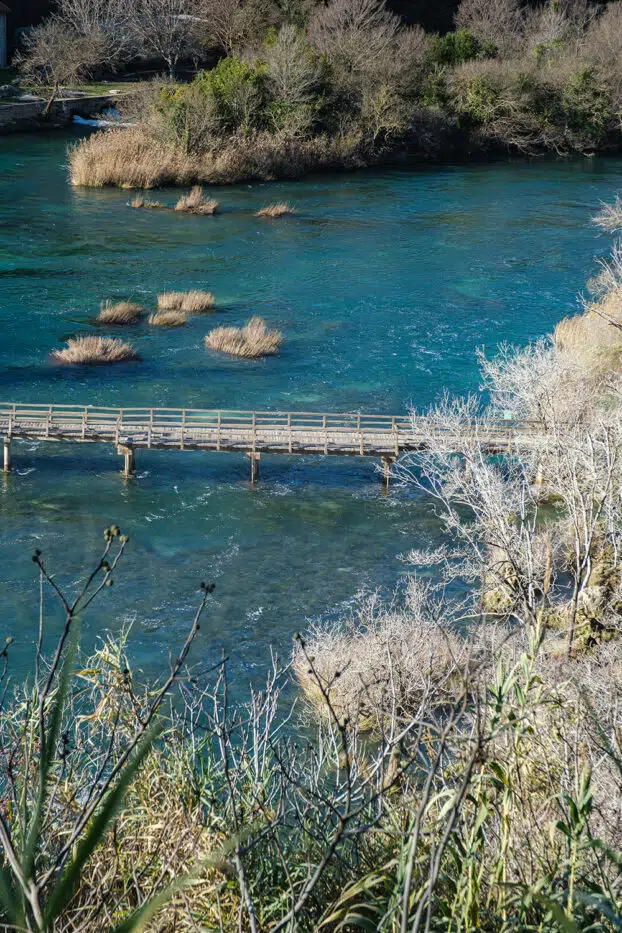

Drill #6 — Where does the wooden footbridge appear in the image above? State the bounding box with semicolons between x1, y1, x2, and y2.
0;402;525;483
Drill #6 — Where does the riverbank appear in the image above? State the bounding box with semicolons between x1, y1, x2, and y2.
0;92;122;132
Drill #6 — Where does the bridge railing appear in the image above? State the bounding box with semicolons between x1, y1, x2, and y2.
0;403;539;455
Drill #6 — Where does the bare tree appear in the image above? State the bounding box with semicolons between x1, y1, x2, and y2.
455;0;525;51
198;0;273;53
129;0;203;77
16;19;108;114
56;0;135;64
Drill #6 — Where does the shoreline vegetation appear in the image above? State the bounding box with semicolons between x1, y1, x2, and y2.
58;0;622;189
3;194;622;929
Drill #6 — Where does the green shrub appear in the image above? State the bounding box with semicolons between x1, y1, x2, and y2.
426;28;496;68
195;56;265;134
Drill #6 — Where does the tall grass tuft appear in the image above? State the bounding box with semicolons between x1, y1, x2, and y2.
157;291;185;310
157;290;215;312
175;186;219;215
97;300;145;324
51;335;140;365
205;316;283;358
180;290;215;312
148;310;187;327
256;202;296;218
129;195;165;209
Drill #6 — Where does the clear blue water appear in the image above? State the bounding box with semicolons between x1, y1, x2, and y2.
1;130;621;686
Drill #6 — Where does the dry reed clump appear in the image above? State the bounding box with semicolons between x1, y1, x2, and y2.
255;202;296;218
129;195;165;209
205;316;283;358
180;290;215;313
51;336;140;365
292;600;474;729
157;291;185;310
157;290;214;313
175;186;219;214
148;310;187;327
97;300;145;324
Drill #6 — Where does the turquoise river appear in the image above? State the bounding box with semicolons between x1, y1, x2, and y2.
1;130;621;686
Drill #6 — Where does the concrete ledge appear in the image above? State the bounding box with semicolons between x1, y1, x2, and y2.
0;94;120;132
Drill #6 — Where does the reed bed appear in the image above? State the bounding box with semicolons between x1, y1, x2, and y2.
205;316;283;358
97;300;145;324
51;336;139;365
148;310;187;327
69;128;367;188
175;186;219;215
129;196;165;209
255;202;296;218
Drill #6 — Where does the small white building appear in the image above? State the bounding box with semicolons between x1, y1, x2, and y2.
0;3;9;70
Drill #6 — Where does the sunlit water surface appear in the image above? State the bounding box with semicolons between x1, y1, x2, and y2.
1;131;621;688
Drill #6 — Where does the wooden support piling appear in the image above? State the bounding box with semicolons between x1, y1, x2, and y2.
3;437;11;474
117;444;135;478
381;455;394;488
246;451;260;485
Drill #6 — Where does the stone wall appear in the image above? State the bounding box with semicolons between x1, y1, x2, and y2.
0;94;119;132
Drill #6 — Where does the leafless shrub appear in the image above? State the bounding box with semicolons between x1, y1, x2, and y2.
51;335;140;364
205;316;283;357
255;201;296;217
593;195;622;233
148;310;188;325
97;300;146;323
293;584;475;729
175;185;220;213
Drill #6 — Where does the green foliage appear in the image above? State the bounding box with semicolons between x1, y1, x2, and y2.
563;67;612;147
195;56;265;133
426;29;496;69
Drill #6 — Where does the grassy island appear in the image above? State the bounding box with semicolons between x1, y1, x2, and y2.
62;0;622;189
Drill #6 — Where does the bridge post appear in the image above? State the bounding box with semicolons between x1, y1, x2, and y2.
381;455;394;488
3;437;11;474
117;444;135;478
246;451;260;485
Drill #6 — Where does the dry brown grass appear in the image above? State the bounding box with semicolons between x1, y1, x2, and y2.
255;202;296;218
180;290;215;313
69;127;368;188
554;287;622;374
205;316;283;358
97;300;145;324
148;310;187;327
175;186;219;214
157;291;185;311
129;195;165;209
51;336;140;365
